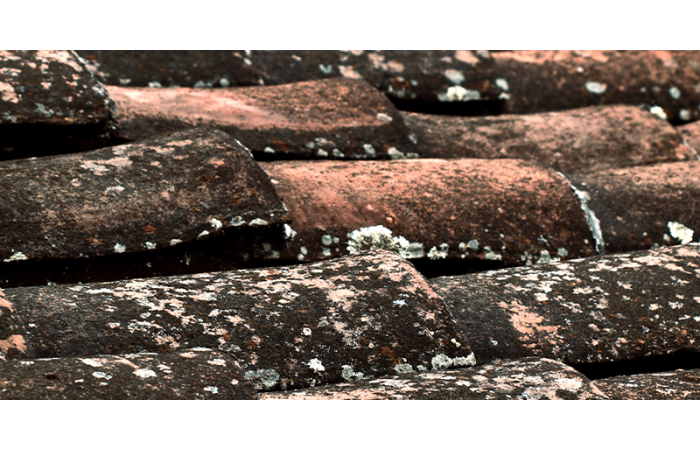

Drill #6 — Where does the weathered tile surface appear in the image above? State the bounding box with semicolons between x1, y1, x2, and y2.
76;50;261;88
405;105;693;173
261;357;602;400
0;348;258;399
493;51;700;122
78;50;502;105
432;244;700;365
260;158;596;265
0;50;112;125
4;250;474;391
0;127;287;263
108;78;418;159
0;50;115;158
590;368;700;400
568;161;700;254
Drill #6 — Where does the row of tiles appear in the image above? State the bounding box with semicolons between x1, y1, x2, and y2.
3;351;699;400
2;126;700;287
75;50;700;123
2;245;699;395
2;51;699;174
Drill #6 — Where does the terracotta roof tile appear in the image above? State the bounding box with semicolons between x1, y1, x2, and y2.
0;348;257;399
406;105;693;173
3;50;700;399
261;158;596;265
432;244;700;365
108;78;418;159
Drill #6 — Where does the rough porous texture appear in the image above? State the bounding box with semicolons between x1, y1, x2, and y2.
590;368;700;400
3;250;474;391
0;348;258;400
432;244;700;365
261;158;596;265
405;105;693;173
569;161;700;254
108;78;418;159
0;127;288;263
261;357;602;400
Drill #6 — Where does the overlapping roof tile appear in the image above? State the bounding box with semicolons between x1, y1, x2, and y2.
2;50;700;400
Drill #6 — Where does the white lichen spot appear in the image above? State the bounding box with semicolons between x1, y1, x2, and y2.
263;147;275;154
207;359;227;366
321;235;333;246
341;365;365;381
322;248;332;257
316;149;328;157
428;243;449;260
387;147;406;160
438;85;481;102
197;230;210;239
148;81;162;88
495;78;509;91
347;225;423;258
394;363;413;374
393;299;407;307
3;252;28;262
451;338;461;348
250;218;268;226
245;369;280;389
680;109;691;121
669;301;683;309
431;352;476;370
92;371;112;380
363;144;376;156
537;249;552;264
284;224;297;240
585;81;606;95
668;221;694;244
145;242;157;250
557;247;569;257
467;239;479;251
444;69;465;85
114;243;126;253
81;358;104;367
210;218;223;229
649;304;659;311
650;106;668;120
307;358;325;372
483;246;502;260
669;86;681;100
318;64;333;75
170;239;182;246
203;386;219;394
376;113;393;122
133;368;157;379
302;327;312;336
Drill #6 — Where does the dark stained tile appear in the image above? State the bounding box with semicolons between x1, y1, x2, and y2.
108;78;418;159
0;348;258;399
0;127;288;263
432;244;700;365
78;50;501;105
259;158;596;265
3;250;474;391
568;161;700;254
0;50;116;158
261;357;602;400
493;51;700;122
406;105;694;173
76;50;261;88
